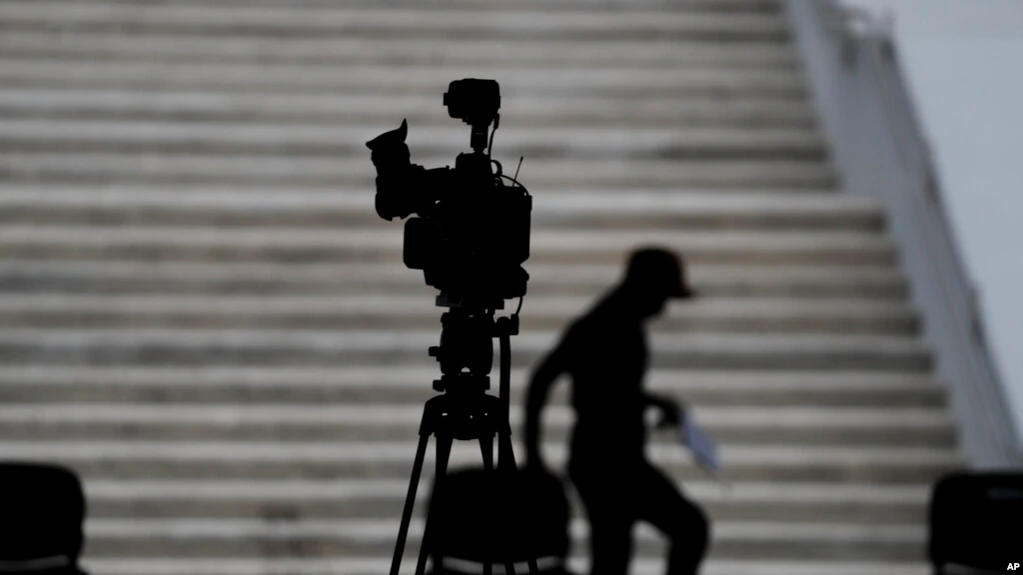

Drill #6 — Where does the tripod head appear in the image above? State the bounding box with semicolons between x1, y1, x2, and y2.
429;309;519;394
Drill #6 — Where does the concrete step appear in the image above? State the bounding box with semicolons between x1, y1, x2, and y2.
0;294;918;334
82;479;929;524
0;404;955;448
0;34;798;69
0;61;807;99
0;295;917;335
0;441;964;483
0;329;933;371
0;0;954;569
76;517;926;561
0;227;896;266
0;262;908;299
0;155;837;189
79;558;931;575
9;0;784;14
0;5;789;41
0;55;805;93
0;121;825;160
0;189;883;231
42;0;783;9
0;367;947;409
81;558;932;575
0;90;814;127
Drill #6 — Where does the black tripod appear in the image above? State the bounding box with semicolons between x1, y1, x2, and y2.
389;307;537;575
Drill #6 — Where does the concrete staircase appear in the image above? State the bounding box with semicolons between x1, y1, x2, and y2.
0;0;963;573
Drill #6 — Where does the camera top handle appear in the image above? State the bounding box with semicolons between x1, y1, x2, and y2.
444;78;501;155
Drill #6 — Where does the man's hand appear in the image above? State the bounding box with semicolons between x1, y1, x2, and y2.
650;394;687;430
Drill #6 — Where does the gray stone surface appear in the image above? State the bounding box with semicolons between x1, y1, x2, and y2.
0;0;960;572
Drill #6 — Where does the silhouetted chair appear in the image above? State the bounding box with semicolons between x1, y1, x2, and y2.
929;472;1023;574
426;467;571;575
0;463;88;574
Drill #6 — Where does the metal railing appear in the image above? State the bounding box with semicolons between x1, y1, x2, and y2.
785;0;1023;468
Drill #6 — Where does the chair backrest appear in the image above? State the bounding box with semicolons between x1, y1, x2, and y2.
929;472;1023;572
427;466;571;567
0;462;87;574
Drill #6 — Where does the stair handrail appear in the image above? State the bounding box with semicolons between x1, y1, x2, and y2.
785;0;1023;468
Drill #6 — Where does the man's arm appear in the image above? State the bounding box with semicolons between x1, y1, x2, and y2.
524;342;567;469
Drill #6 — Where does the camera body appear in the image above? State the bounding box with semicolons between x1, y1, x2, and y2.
366;79;531;308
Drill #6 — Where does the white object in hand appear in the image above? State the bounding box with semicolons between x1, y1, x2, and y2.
679;409;720;474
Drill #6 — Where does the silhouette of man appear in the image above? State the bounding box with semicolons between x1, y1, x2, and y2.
524;247;709;575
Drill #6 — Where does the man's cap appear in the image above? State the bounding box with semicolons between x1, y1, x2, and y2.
624;247;696;299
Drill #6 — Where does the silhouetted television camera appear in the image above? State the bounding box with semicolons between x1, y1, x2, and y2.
367;80;538;575
366;79;531;308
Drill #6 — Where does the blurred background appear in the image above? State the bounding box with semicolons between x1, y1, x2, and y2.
841;0;1023;459
0;0;1017;574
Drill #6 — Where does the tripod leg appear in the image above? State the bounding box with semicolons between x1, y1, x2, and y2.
474;436;495;575
480;435;494;471
391;432;431;575
485;432;519;575
497;332;515;471
416;434;453;575
497;426;517;471
496;429;538;574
